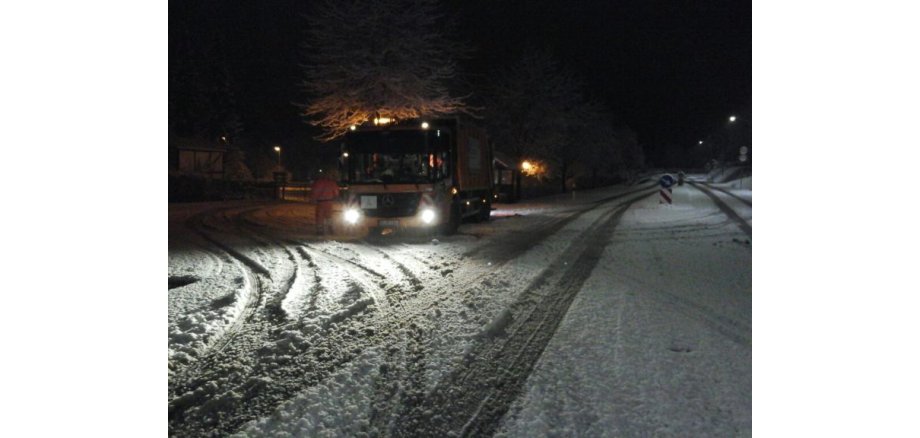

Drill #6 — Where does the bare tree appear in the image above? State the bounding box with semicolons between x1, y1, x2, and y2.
567;105;620;188
485;51;631;192
484;51;580;162
612;126;645;174
299;0;467;140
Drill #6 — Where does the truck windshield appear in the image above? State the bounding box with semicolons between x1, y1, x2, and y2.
344;130;450;184
351;152;430;184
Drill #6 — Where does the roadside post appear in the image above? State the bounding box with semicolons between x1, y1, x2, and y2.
273;171;288;200
738;146;748;189
659;174;675;205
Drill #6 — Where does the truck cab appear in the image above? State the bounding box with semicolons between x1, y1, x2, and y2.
338;117;492;236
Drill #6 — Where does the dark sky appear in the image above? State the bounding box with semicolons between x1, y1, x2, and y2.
171;0;751;166
450;0;751;165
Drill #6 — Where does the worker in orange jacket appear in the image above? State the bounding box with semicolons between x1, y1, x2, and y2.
311;169;340;235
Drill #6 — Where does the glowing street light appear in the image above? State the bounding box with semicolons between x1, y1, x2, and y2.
274;145;282;166
699;140;704;145
729;115;737;123
521;160;532;171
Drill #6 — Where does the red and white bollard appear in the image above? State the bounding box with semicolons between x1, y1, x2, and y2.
659;188;672;204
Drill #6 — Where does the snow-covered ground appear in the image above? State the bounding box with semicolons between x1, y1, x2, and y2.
497;183;751;437
168;176;751;437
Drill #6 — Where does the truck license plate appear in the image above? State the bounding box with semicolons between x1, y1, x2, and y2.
360;196;377;209
379;220;399;227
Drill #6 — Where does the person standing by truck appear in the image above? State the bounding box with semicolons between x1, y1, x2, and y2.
310;168;340;235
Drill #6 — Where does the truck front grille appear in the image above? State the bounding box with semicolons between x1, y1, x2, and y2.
361;193;421;218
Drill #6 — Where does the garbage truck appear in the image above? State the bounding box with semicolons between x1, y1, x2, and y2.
337;117;493;236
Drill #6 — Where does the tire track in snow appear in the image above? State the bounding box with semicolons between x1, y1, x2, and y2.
699;181;752;207
170;206;271;384
200;242;383;437
293;241;447;437
651;286;751;345
289;245;326;317
196;205;314;326
357;207;650;436
300;241;388;280
171;209;270;341
614;212;739;243
169;189;653;436
363;245;426;295
347;244;435;436
689;182;752;237
621;269;752;346
463;184;656;264
393;190;656;437
396;244;450;271
232;208;381;327
296;243;390;320
223;216;304;323
235;217;386;326
172;216;401;436
171;205;327;437
275;240;436;437
443;184;660;306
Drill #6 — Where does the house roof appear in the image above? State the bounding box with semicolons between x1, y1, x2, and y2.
170;135;227;153
493;150;515;169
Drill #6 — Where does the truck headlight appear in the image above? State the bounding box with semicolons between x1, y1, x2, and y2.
420;208;436;224
344;208;361;224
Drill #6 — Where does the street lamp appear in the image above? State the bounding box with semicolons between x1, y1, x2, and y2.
729;115;737;123
273;145;282;166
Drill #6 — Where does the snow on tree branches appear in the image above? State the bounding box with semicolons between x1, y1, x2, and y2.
299;0;467;141
483;50;643;192
483;52;587;164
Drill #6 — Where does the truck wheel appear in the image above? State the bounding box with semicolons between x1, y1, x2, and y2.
441;202;461;235
476;197;492;222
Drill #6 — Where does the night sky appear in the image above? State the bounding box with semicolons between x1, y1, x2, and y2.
170;0;750;167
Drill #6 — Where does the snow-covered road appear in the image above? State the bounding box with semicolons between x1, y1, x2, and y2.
168;178;751;437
